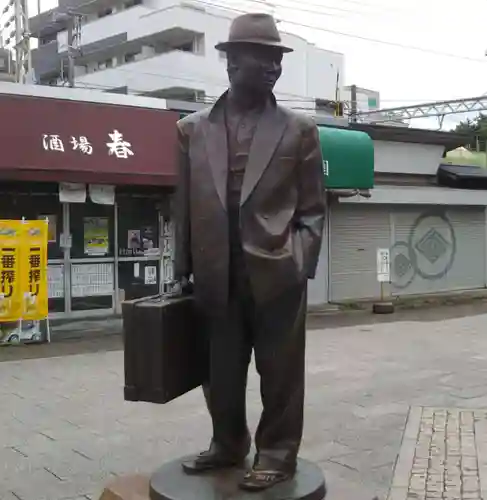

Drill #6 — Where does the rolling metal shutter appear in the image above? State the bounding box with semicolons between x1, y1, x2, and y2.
390;207;486;295
329;203;391;301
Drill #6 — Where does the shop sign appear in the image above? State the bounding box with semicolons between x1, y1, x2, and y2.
0;94;179;185
377;247;391;283
42;130;134;159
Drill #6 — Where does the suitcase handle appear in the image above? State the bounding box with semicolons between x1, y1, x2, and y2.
125;282;192;306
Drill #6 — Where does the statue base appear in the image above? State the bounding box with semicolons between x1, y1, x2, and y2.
150;455;326;500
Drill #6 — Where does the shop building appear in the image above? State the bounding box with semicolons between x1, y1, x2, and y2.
309;124;480;305
0;81;479;317
0;82;179;319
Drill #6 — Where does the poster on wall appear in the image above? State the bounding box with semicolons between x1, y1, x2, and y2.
71;263;114;297
122;226;158;257
141;226;156;254
144;265;157;285
89;184;115;205
59;183;86;203
84;217;109;256
48;265;64;298
37;215;57;243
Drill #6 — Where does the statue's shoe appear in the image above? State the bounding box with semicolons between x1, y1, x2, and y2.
181;447;248;474
239;468;295;491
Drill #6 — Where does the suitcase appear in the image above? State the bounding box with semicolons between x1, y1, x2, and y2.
122;292;208;404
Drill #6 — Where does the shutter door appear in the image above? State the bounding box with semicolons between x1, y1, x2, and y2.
329;204;391;301
391;207;485;295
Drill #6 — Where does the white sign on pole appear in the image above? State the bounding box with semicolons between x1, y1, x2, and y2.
377;248;390;283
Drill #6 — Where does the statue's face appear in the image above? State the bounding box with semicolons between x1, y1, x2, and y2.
227;43;283;96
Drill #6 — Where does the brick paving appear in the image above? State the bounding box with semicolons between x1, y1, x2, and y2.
390;408;487;500
3;312;487;500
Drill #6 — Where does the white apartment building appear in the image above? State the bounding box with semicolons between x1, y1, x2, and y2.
29;0;345;108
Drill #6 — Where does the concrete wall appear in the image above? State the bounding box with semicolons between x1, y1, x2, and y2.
374;140;445;175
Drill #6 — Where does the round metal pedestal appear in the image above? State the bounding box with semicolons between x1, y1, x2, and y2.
150;456;326;500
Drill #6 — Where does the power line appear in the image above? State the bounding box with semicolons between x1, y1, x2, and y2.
236;0;414;20
29;0;487;63
199;0;487;62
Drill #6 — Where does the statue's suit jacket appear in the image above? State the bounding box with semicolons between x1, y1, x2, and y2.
174;91;326;308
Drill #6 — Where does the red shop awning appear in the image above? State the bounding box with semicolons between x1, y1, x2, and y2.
0;92;179;186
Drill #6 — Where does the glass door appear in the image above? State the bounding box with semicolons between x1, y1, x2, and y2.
67;201;115;313
116;196;161;305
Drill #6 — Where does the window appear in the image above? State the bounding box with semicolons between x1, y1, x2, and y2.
98;7;113;18
39;32;57;45
174;41;193;52
124;52;138;63
98;58;113;70
124;0;142;8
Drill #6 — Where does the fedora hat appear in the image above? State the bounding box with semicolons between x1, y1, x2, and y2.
215;13;293;53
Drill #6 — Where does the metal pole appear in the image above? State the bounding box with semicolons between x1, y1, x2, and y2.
14;0;21;82
66;15;75;87
350;84;357;123
22;0;31;81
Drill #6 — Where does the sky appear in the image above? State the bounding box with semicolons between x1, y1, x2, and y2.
231;0;487;130
12;0;487;129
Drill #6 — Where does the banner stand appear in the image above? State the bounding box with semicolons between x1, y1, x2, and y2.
46;317;51;343
0;217;50;346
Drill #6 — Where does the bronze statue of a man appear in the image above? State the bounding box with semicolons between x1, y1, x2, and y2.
174;12;325;492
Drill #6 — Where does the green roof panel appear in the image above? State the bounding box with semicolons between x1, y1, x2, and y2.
318;126;374;190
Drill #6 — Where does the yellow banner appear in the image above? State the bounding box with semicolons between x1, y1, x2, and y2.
21;220;48;321
0;221;23;322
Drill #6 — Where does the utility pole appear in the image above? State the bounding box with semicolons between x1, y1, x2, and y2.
350;84;357;123
1;0;31;82
64;11;81;87
66;16;74;87
14;0;31;83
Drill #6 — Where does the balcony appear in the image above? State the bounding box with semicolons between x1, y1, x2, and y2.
32;40;60;78
74;50;225;95
57;5;148;48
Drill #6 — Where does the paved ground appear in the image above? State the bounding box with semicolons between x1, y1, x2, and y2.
2;310;487;500
389;407;487;500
